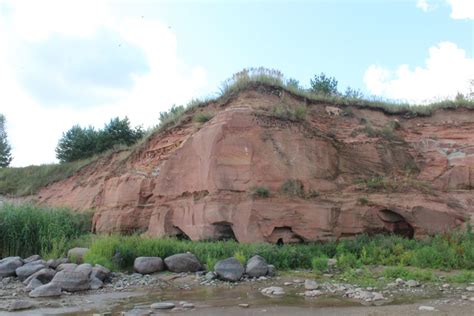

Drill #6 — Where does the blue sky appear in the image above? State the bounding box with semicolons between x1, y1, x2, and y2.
0;0;472;166
144;0;472;94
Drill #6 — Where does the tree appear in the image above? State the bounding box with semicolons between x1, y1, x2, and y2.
310;73;339;96
0;114;12;167
97;117;144;152
55;117;144;163
55;125;99;163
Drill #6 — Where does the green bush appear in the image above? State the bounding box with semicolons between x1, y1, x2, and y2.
194;112;213;123
249;186;270;198
311;256;328;273
310;73;338;96
0;114;12;168
0;204;92;258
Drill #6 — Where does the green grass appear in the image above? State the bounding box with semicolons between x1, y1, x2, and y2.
194;112;214;123
81;228;474;272
0;158;95;196
0;204;93;258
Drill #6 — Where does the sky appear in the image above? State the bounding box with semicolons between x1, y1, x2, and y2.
0;0;473;166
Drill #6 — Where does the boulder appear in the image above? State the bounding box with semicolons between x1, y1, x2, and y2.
23;268;56;285
214;257;244;282
91;264;111;281
47;258;68;269
29;283;62;298
25;278;43;292
245;255;268;277
0;257;23;277
75;263;93;277
89;276;104;290
304;279;319;290
51;270;90;292
267;264;276;277
23;255;41;264
67;247;89;264
56;263;78;272
15;262;46;281
164;253;202;273
134;257;164;274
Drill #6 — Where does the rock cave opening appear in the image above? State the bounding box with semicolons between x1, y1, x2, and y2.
172;226;190;240
269;226;304;244
378;209;415;239
213;222;237;241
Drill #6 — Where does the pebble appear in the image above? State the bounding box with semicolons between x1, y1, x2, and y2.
304;279;318;290
150;302;175;310
466;286;474;292
418;306;436;311
239;303;249;308
261;286;285;296
304;290;322;297
406;280;420;288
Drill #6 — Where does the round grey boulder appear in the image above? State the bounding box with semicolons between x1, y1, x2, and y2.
23;255;41;264
134;257;164;274
51;270;90;292
164;253;202;273
245;255;268;278
67;247;89;264
214;257;244;282
0;257;23;277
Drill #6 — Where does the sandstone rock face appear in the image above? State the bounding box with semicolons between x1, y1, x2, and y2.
164;253;202;273
37;87;474;242
134;257;164;274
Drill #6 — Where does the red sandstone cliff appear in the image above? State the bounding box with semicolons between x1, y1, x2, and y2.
37;86;474;243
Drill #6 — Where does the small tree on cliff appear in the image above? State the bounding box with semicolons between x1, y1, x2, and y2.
310;73;339;96
0;114;12;167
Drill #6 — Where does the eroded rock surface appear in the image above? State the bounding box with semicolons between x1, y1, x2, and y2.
37;87;474;242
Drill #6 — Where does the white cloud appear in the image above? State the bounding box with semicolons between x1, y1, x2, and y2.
416;0;474;19
364;42;474;104
0;0;209;166
447;0;474;19
416;0;435;12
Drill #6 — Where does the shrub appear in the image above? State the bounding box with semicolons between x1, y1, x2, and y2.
311;256;328;273
233;251;247;265
358;197;369;205
194;112;213;123
249;186;270;198
310;73;339;96
0;204;92;258
159;105;186;129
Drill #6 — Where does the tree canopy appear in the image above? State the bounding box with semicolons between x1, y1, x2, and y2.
56;117;144;163
0;114;12;168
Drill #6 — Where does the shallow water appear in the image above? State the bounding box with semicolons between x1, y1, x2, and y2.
9;282;439;316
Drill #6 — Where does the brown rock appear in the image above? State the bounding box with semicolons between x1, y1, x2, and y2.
36;87;474;242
